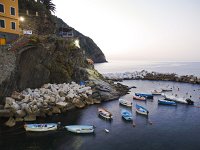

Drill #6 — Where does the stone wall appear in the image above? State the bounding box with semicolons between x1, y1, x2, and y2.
0;47;17;99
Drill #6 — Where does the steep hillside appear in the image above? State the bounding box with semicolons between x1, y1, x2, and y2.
53;17;107;63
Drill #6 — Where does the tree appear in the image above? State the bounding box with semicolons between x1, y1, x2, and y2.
40;0;56;14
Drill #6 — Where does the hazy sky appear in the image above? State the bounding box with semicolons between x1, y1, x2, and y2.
53;0;200;61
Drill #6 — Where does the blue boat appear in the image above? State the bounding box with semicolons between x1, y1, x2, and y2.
135;93;153;99
158;99;177;106
135;104;149;115
121;110;133;121
65;125;95;133
24;123;58;132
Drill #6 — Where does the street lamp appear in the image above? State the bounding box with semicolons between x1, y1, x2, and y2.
19;16;25;22
19;16;25;35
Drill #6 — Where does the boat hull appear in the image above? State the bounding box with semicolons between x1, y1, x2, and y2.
24;123;57;132
119;99;132;107
65;125;94;133
133;96;146;101
98;108;113;120
158;99;176;106
121;110;133;121
135;93;153;99
135;104;149;116
163;94;190;104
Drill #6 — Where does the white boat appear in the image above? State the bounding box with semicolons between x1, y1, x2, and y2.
65;125;94;133
119;98;132;107
163;94;194;105
135;104;149;116
98;108;113;119
151;90;162;95
24;123;58;132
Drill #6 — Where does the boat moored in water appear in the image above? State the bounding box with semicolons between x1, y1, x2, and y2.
121;110;133;121
135;93;153;99
158;99;177;106
135;104;149;116
151;90;162;95
161;88;173;92
119;99;132;107
65;125;94;133
163;94;194;105
98;108;113;119
133;95;146;101
24;123;58;132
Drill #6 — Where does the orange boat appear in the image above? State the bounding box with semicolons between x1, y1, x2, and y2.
133;95;146;101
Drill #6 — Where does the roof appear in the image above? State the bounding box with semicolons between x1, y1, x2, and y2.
58;27;73;32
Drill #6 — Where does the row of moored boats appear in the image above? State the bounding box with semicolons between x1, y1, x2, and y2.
24;89;194;134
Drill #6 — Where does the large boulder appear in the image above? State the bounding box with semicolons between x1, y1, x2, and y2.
4;97;15;109
11;91;25;100
24;115;36;121
5;117;16;127
16;109;26;118
73;98;85;108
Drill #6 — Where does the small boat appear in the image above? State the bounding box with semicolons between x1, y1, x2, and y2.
135;93;153;99
98;108;113;119
121;110;133;121
133;95;146;101
119;99;132;107
151;90;162;95
24;123;58;132
163;94;194;105
161;88;172;92
158;99;176;106
135;104;149;115
65;125;94;133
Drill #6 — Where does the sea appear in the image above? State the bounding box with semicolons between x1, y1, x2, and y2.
0;61;200;150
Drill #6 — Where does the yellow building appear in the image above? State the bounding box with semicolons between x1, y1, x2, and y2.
0;0;20;44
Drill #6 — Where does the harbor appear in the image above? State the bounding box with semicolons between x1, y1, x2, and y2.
1;80;200;150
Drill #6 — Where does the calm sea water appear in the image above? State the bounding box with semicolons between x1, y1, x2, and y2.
94;61;200;76
1;61;200;150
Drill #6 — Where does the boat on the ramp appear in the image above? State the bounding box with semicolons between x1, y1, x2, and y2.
98;108;113;120
121;110;133;121
119;98;132;107
158;99;176;106
163;94;194;105
65;125;95;133
24;123;58;132
135;93;153;99
135;104;149;116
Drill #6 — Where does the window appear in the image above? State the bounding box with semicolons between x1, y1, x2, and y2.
0;4;4;13
11;22;16;30
0;19;5;28
10;7;15;16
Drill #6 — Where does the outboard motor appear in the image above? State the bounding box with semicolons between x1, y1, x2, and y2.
186;99;194;105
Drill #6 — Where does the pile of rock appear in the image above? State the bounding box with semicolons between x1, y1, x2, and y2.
0;82;94;127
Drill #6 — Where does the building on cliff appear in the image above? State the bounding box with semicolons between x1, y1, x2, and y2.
0;0;20;45
58;27;74;38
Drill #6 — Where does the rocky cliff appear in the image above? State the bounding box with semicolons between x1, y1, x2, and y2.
53;17;107;63
0;36;128;103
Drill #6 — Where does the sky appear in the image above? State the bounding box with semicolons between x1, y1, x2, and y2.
53;0;200;61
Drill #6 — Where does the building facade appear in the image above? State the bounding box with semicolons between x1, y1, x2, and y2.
0;0;20;44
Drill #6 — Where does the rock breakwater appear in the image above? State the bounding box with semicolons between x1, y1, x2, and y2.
103;70;200;84
0;82;95;127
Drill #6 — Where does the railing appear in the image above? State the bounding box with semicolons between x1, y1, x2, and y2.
8;36;32;51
